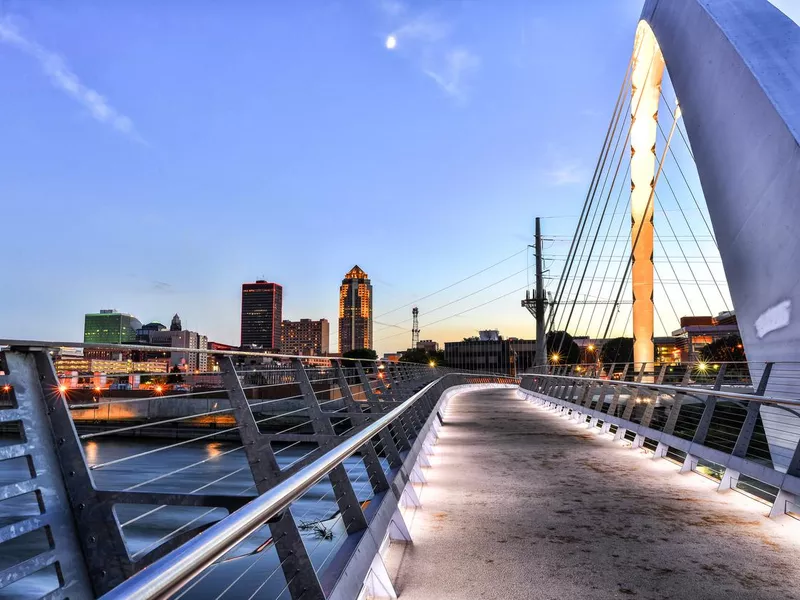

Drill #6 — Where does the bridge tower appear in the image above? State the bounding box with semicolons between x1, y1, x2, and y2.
630;22;665;374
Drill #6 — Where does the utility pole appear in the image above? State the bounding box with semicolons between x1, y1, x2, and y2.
534;218;546;368
522;217;548;368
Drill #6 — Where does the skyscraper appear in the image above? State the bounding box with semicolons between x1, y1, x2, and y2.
338;265;372;353
241;280;283;349
84;309;142;344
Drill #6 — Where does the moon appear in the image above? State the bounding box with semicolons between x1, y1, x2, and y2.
385;35;397;50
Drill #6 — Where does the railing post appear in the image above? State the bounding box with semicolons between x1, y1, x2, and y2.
1;350;95;598
662;367;694;437
364;362;412;450
332;360;392;493
220;357;325;600
690;363;728;446
636;362;646;383
292;358;369;532
656;364;667;384
352;361;404;469
717;362;773;493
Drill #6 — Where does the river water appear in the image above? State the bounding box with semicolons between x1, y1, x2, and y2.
1;437;378;599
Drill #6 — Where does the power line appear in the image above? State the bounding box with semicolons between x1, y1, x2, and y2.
374;248;528;320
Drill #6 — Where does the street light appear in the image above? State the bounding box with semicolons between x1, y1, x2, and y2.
429;360;436;367
551;353;560;363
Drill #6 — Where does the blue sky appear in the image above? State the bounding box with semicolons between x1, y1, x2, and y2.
0;0;797;354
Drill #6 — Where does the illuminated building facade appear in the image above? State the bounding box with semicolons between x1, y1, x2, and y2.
338;266;372;353
241;280;283;350
281;319;330;356
84;310;141;344
672;314;740;363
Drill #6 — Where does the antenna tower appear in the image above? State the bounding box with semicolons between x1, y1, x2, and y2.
411;306;420;348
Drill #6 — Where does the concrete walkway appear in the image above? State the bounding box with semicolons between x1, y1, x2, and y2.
385;388;800;600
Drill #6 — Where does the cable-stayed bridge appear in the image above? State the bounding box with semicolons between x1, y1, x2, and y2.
2;0;800;598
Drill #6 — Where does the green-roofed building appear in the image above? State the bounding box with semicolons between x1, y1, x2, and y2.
84;310;142;344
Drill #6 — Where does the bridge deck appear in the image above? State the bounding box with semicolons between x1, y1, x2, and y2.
386;388;800;599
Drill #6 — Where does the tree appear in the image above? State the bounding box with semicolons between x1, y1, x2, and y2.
400;348;429;364
400;348;447;366
166;365;184;384
698;334;746;363
600;337;634;370
545;331;580;365
342;348;378;361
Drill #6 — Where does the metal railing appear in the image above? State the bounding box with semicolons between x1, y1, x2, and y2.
519;361;800;519
0;340;517;599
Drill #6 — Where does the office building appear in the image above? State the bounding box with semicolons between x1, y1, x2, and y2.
241;280;283;349
672;313;740;362
281;319;330;356
338;265;373;353
417;339;439;353
84;310;142;344
444;337;537;376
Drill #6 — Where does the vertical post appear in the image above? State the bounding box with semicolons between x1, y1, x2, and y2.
363;362;411;450
534;217;547;368
219;356;326;600
690;363;728;445
731;363;773;458
662;367;693;436
3;351;94;597
292;359;368;533
332;360;391;493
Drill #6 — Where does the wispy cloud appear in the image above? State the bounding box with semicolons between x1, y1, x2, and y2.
423;48;479;101
151;281;175;293
379;2;479;101
379;0;406;18
0;18;144;143
545;162;586;186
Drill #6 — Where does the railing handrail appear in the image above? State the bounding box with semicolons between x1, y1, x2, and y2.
527;372;800;407
99;376;447;600
0;338;418;363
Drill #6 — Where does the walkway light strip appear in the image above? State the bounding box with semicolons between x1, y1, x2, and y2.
100;377;443;600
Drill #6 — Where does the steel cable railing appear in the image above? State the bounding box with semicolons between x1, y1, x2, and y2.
520;360;800;520
0;339;518;599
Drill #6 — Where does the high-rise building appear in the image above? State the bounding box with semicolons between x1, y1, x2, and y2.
84;310;142;344
241;280;283;349
338;265;372;353
281;319;330;356
170;314;182;331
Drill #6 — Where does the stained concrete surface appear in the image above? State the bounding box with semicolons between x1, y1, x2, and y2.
385;388;800;600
